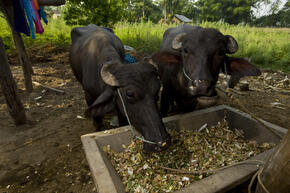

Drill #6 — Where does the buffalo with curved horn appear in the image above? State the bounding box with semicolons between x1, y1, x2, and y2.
70;24;170;152
152;24;261;116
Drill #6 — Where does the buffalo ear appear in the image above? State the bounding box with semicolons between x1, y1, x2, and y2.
224;57;261;88
225;57;261;76
152;51;182;65
172;33;186;50
101;61;120;87
85;89;115;117
225;35;238;54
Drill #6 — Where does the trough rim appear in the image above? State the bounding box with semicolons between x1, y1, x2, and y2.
81;105;287;193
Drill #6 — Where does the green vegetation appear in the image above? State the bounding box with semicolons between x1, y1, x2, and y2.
61;0;289;27
0;17;289;72
197;0;257;24
0;16;74;50
253;2;290;27
116;22;290;72
63;0;126;27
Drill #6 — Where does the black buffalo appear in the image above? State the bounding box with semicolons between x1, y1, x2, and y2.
69;24;170;151
152;24;261;116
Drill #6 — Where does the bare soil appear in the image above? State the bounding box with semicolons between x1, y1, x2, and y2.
0;45;289;193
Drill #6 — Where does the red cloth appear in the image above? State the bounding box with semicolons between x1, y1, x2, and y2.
33;0;39;10
30;0;43;34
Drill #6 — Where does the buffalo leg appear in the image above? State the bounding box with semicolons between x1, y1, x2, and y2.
84;91;103;130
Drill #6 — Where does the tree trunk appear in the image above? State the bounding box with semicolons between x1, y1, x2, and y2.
142;0;145;18
255;130;290;193
164;2;167;23
0;38;26;125
0;2;33;93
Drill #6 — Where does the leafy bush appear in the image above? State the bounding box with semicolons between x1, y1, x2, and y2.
63;0;126;27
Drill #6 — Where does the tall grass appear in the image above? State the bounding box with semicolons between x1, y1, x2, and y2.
0;17;289;72
116;21;290;72
0;16;73;50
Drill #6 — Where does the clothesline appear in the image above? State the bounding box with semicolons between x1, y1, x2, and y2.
12;0;48;39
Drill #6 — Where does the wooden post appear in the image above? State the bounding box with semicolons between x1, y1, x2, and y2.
255;130;290;193
0;37;26;125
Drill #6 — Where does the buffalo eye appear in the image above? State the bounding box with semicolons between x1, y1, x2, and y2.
126;90;136;102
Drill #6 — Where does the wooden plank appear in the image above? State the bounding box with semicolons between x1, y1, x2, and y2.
81;135;119;193
175;149;274;193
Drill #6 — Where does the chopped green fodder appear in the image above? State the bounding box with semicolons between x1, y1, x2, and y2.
104;119;275;193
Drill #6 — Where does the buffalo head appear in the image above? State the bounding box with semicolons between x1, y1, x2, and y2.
153;27;261;105
85;61;171;152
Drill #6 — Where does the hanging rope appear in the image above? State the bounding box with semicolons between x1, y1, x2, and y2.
224;62;229;88
248;166;271;193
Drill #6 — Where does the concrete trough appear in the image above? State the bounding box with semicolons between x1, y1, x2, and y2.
81;105;287;193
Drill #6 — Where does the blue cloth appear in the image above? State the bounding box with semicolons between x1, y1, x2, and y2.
39;6;48;25
12;0;30;36
21;0;36;39
124;54;137;63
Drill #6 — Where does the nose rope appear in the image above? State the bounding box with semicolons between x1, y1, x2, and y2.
183;67;194;82
182;63;230;88
117;89;157;145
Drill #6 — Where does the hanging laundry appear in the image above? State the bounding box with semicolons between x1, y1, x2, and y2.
22;0;36;39
39;6;48;25
33;0;40;10
30;0;44;34
12;0;30;36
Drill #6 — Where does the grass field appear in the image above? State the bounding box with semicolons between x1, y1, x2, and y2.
0;17;289;72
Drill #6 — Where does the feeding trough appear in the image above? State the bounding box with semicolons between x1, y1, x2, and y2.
81;105;287;193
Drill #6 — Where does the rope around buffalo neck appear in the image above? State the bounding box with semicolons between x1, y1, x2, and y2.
224;62;229;88
117;89;157;145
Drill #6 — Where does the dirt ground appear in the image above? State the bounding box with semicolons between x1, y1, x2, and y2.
0;45;289;193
